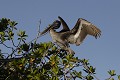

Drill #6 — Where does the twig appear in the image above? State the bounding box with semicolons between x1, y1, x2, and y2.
34;20;41;42
0;57;23;62
1;42;13;50
28;20;42;44
81;60;100;80
105;76;112;80
11;39;17;47
38;20;41;33
0;53;30;62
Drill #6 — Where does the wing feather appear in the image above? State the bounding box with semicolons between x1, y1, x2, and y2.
70;18;80;34
75;18;101;45
83;24;101;39
75;27;87;46
58;16;70;32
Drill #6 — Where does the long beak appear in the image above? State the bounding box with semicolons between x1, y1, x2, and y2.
40;25;53;36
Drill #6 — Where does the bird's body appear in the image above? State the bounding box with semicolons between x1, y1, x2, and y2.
41;16;101;54
49;29;75;54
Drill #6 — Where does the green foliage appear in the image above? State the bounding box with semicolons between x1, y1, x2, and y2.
0;18;17;42
106;70;120;80
118;75;120;80
18;30;28;39
108;70;116;76
0;18;9;32
0;18;120;80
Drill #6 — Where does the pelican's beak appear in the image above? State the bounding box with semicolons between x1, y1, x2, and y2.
40;24;53;35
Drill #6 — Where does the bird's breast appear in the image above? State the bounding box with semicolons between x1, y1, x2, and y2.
49;30;56;41
67;35;75;44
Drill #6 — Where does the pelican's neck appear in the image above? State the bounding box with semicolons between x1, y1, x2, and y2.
49;29;59;42
49;29;58;38
50;29;56;35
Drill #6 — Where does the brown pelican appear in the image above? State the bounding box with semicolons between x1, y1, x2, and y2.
40;16;101;54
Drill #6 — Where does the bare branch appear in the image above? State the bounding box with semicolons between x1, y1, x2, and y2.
0;42;13;50
80;60;100;80
28;20;42;44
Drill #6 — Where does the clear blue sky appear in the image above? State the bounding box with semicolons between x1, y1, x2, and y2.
0;0;120;79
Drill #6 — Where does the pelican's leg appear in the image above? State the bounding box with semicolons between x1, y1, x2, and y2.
67;48;75;54
59;43;75;54
55;40;75;54
61;47;75;54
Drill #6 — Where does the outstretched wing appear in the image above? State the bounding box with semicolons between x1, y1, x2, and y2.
75;18;101;46
81;18;101;38
58;16;70;32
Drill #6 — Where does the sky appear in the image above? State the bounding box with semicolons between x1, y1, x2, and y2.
0;0;120;79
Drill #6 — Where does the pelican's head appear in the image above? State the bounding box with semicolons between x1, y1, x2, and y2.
40;20;61;35
51;20;61;29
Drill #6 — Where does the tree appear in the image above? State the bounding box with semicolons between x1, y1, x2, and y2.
0;18;119;80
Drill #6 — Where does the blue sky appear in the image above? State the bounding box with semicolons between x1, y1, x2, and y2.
0;0;120;79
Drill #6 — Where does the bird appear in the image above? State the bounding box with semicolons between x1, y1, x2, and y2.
40;16;101;54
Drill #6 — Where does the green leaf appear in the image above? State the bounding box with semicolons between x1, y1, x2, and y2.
108;70;116;76
8;31;14;40
0;32;5;35
18;49;22;54
52;45;57;50
63;59;68;64
1;36;6;42
89;66;96;74
52;66;58;74
17;30;28;38
86;75;94;80
109;78;114;80
118;75;120;80
52;76;59;80
72;71;82;79
21;58;25;63
0;18;9;32
9;31;14;36
27;75;33;78
81;59;89;65
20;43;29;51
42;68;46;74
43;42;48;49
8;20;18;28
77;71;82;79
66;54;73;60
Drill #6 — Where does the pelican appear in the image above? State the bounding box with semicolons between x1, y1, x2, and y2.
40;16;101;54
